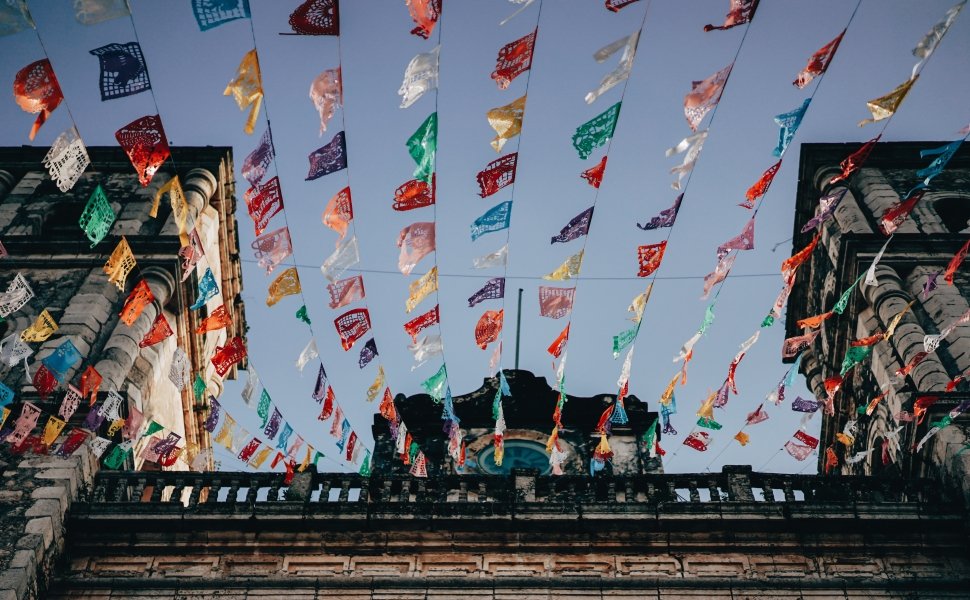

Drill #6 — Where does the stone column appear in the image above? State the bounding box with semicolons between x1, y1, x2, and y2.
94;267;176;393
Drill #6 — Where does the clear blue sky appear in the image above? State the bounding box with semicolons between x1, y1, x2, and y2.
2;0;968;474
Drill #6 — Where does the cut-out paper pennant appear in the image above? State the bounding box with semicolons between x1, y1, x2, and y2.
407;112;437;183
306;131;347;180
491;29;536;89
552;207;594;243
192;0;250;31
14;59;63;141
471;201;513;240
795;30;844;88
90;42;150;101
585;30;639;104
287;0;339;35
573;102;621;159
487;95;526;152
115;115;169;186
684;63;732;131
399;46;439;108
703;0;758;31
327;275;365;309
538;286;575;319
477;153;517;198
310;67;342;135
320;235;359;282
468;278;505;307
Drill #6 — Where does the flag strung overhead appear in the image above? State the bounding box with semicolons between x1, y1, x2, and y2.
684;63;732;131
191;0;250;31
287;0;339;35
538;286;576;319
572;102;621;159
14;59;63;141
491;29;537;89
637;241;667;277
399;46;439;108
703;0;759;31
115;115;170;186
407;113;437;183
794;30;844;88
224;49;263;135
585;30;639;104
552;207;594;243
407;0;441;38
306;131;348;180
90;42;151;101
638;194;682;231
471;201;513;241
310;67;342;135
335;309;371;351
322;187;353;243
477;153;518;198
487;95;527;152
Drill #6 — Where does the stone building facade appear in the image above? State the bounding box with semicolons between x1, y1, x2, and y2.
786;141;970;500
0;146;246;470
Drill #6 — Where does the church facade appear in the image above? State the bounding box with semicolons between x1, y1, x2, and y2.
785;140;970;502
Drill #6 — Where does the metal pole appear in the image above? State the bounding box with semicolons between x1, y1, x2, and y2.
515;288;523;369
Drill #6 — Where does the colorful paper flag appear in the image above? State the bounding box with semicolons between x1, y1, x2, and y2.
397;222;436;275
14;59;62;141
471;201;513;240
572;102;621;159
399;45;439;108
115;115;170;186
407;112;437;183
406;266;438;313
334;308;371;351
487;95;527;152
703;0;758;31
310;67;342;135
491;29;536;89
551;207;594;243
306;131;347;180
90;42;150;101
538;286;575;319
794;30;844;88
684;63;732;131
637;241;666;277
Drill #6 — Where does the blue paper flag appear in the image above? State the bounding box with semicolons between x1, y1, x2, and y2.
471;201;513;241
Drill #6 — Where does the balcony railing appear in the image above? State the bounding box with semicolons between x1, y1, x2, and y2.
84;466;950;510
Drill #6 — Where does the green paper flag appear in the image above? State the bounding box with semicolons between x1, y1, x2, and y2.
296;305;311;325
103;445;132;469
699;303;716;335
931;415;952;429
697;416;722;430
407;112;437;183
840;344;872;375
572;102;621;159
142;420;164;437
642;417;659;455
833;275;864;315
79;185;116;247
193;374;206;401
612;327;637;358
257;389;271;428
761;314;775;328
421;363;448;402
359;449;372;476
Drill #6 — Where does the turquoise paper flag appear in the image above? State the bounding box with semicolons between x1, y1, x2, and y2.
612;327;637;358
79;185;115;247
773;98;810;157
190;268;219;310
407;112;437;183
422;363;448;401
471;201;512;240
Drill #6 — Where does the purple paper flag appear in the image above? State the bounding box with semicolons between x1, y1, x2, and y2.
468;277;506;307
306;131;347;180
638;194;682;230
312;364;328;403
792;396;819;413
551;207;594;244
358;338;379;369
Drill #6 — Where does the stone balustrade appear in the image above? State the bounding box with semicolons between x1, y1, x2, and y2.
84;465;950;511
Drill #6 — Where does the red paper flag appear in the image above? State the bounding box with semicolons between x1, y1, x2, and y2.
784;440;813;461
491;29;537;89
327;275;365;309
824;447;839;474
14;59;63;141
605;0;640;12
476;153;517;198
33;364;59;401
196;304;233;333
547;324;570;358
119;279;155;326
345;431;358;461
781;232;821;278
407;0;441;39
741;160;781;208
393;176;435;211
237;438;261;463
794;30;845;89
139;313;173;348
637;241;667;277
580;156;607;188
79;366;102;405
704;0;759;32
896;351;929;378
403;304;439;342
211;336;247;377
829;135;881;185
115;115;170;186
334;308;371;351
913;395;938;424
794;429;819;449
318;386;335;421
944;239;970;285
245;176;283;236
288;0;338;35
380;388;397;423
879;190;925;235
474;309;504;350
683;431;711;451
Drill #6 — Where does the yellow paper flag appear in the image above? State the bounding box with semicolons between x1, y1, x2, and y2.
266;267;302;307
406;266;438;313
224;49;264;135
104;237;136;291
21;309;58;342
487;94;526;152
859;76;918;126
542;250;584;281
